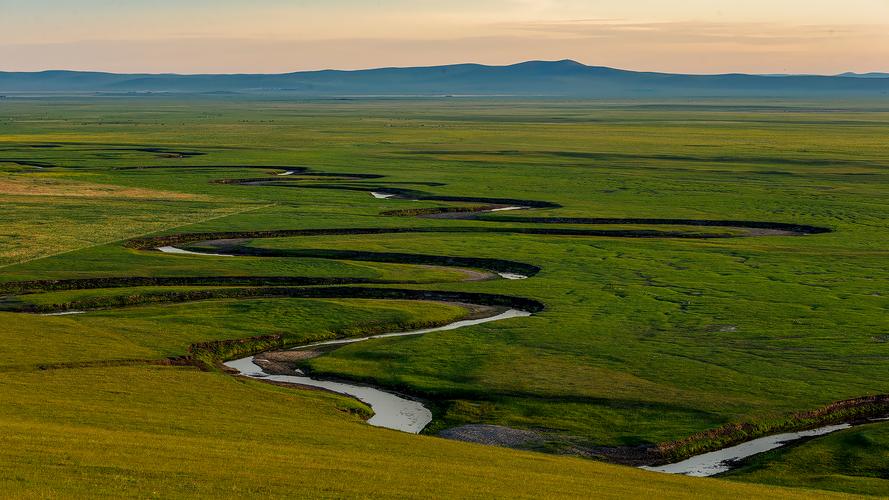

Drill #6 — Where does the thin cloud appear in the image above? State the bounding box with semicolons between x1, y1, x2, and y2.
496;19;885;45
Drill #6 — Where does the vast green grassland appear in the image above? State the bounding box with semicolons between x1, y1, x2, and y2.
0;96;887;497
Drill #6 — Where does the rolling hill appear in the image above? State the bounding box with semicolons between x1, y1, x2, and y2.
1;60;888;97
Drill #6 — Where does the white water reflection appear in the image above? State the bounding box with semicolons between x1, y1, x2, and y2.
157;246;234;257
295;309;530;350
641;424;851;477
497;272;528;280
487;206;527;212
225;309;531;433
370;192;396;199
226;356;433;433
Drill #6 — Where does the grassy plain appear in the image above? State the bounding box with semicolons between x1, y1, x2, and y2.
0;96;887;496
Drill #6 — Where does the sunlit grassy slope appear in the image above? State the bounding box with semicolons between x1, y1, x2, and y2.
0;365;850;499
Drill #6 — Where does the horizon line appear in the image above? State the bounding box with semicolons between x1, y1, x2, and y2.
1;59;887;78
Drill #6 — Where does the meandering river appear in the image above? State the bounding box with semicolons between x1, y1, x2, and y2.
140;167;843;473
224;308;531;433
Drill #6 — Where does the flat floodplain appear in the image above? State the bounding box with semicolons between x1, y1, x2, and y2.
0;97;887;497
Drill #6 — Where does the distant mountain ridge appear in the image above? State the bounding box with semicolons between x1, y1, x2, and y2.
837;72;889;79
1;60;888;97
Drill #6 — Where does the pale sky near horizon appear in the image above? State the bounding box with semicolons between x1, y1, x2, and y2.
1;0;888;74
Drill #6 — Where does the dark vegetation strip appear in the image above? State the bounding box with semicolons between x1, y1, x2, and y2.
213;178;560;210
273;183;561;209
126;227;738;250
0;276;406;296
419;195;555;208
0;144;62;151
473;217;832;235
198;248;541;277
0;159;57;168
113;164;305;171
131;147;205;158
10;287;546;315
399;149;886;167
214;173;385;184
381;207;500;217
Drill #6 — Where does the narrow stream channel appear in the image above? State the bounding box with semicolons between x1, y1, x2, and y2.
156;193;847;474
224;308;531;434
157;246;234;257
641;424;852;477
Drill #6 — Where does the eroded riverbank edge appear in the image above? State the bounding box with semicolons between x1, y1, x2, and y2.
253;302;504;371
223;304;532;433
435;396;889;477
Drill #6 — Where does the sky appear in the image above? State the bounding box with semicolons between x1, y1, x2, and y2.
1;0;888;74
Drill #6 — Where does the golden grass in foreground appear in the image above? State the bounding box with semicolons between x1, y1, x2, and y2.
0;365;856;499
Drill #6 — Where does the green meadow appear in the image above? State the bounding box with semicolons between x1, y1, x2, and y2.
0;96;887;497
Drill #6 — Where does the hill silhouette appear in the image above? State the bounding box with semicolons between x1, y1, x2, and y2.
2;60;888;97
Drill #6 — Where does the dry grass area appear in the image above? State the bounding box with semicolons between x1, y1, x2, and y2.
0;197;265;268
0;174;207;200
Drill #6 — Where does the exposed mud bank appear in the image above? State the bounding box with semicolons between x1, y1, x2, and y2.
439;424;545;448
